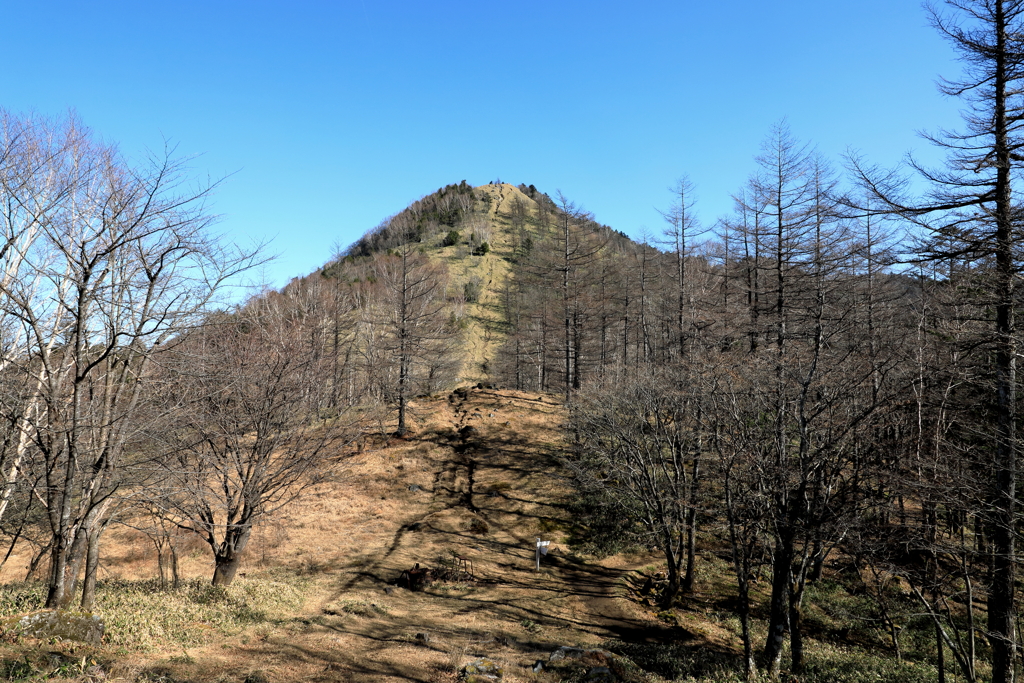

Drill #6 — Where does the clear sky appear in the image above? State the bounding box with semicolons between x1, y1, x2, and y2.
2;1;963;290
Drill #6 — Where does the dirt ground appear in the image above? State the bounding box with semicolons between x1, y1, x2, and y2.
2;388;694;682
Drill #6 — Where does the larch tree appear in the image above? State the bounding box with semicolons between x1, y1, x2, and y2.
851;3;1024;678
660;175;701;358
366;235;455;435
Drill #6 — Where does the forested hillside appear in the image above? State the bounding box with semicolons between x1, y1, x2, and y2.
0;2;1023;681
270;128;1016;681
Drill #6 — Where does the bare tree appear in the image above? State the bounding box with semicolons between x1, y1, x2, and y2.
659;175;701;358
154;300;351;586
569;366;707;606
850;4;1024;678
0;111;258;608
365;239;455;435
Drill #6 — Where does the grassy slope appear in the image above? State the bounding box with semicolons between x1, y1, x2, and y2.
434;183;532;384
0;389;668;683
0;388;945;683
0;186;949;683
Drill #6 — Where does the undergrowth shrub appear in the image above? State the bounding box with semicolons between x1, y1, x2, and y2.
463;280;482;303
565;486;646;557
798;643;938;683
603;638;940;683
603;640;739;681
336;599;388;616
0;574;308;653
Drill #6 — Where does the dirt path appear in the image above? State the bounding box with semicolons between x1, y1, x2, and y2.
133;389;684;682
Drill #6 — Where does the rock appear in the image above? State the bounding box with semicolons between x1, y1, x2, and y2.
408;484;421;492
546;648;631;681
532;660;544;673
243;672;270;683
415;632;431;646
9;610;104;645
584;666;616;682
459;425;479;440
461;657;503;681
383;586;395;595
549;646;586;662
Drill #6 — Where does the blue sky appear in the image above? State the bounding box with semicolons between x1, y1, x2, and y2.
3;1;962;290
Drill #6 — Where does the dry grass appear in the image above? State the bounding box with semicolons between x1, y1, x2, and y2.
0;388;671;683
437;183;532;384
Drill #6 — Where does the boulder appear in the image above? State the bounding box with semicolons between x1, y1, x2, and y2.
584;666;616;683
8;610;104;645
549;646;587;662
547;647;631;681
461;657;503;681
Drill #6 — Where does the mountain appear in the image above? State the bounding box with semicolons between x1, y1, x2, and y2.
301;181;641;394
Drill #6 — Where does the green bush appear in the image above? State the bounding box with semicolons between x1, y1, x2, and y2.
442;230;461;247
473;241;490;256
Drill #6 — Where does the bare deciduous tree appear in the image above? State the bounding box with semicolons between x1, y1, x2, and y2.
569;367;707;606
154;300;351;586
0;110;258;608
365;239;456;435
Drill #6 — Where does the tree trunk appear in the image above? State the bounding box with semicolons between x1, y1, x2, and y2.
936;599;947;683
738;574;757;682
789;594;805;673
46;527;88;609
682;507;697;593
212;552;243;586
762;527;794;676
661;560;680;609
80;526;103;611
212;526;252;586
171;544;181;590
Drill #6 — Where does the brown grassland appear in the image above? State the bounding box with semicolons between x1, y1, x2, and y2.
0;387;700;683
0;183;945;683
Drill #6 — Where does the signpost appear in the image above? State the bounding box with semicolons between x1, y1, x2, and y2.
535;538;550;571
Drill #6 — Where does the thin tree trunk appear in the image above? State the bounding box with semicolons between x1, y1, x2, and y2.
80;525;104;611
